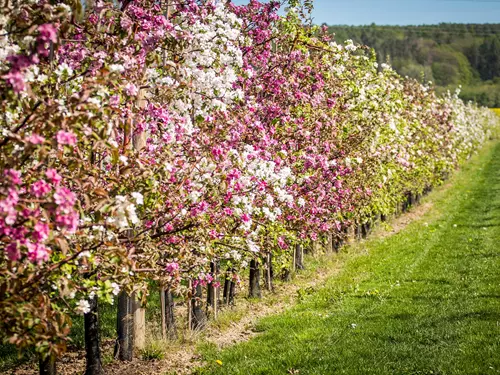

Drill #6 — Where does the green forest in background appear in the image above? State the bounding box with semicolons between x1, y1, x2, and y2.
327;23;500;107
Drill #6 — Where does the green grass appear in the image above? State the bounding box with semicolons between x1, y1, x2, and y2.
195;142;500;375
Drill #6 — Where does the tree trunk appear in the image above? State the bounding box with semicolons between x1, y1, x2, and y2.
333;235;344;253
191;284;206;330
84;296;103;375
207;261;218;318
280;267;292;282
161;288;176;340
347;225;355;243
223;277;230;305
311;240;321;255
223;268;235;305
355;223;362;241
361;221;371;238
133;303;145;351
160;288;166;339
165;288;176;338
39;354;56;375
294;244;304;271
248;259;262;298
229;277;236;305
115;292;135;361
264;252;273;291
326;233;333;253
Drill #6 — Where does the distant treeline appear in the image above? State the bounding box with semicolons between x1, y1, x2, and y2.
327;23;500;107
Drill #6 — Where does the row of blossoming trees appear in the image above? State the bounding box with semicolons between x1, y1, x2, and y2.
1;0;499;373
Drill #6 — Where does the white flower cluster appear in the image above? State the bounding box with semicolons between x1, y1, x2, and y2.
166;3;245;120
106;193;144;229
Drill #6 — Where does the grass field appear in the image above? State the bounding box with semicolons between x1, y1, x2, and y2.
195;142;500;375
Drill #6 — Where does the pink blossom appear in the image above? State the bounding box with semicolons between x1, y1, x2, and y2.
109;95;120;107
125;83;138;96
31;180;51;198
27;134;45;144
53;187;76;208
205;274;214;284
56;130;77;146
55;211;78;232
227;169;241;181
6;242;20;262
27;242;50;263
33;222;50;242
211;146;223;159
277;236;288;249
241;213;251;223
38;24;58;43
88;14;99;25
120;15;133;31
45;169;62;185
3;71;26;93
4;169;22;185
0;190;18;225
165;262;179;274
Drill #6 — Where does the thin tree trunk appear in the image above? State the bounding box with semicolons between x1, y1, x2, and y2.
191;284;206;330
115;86;147;360
39;354;56;375
333;233;344;253
115;292;134;361
223;277;230;305
294;244;304;271
229;277;236;305
187;280;192;330
165;288;176;338
362;221;371;238
223;268;236;305
223;268;231;305
248;259;262;298
346;225;355;243
326;233;333;253
281;267;292;282
160;288;167;339
264;252;273;291
355;222;362;241
133;302;145;351
207;261;218;318
84;296;103;375
311;240;321;255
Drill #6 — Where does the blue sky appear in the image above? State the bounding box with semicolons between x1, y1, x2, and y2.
229;0;500;25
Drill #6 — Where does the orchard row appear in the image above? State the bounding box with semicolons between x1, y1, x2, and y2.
0;0;498;371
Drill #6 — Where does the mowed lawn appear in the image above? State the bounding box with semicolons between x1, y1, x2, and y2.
195;142;500;375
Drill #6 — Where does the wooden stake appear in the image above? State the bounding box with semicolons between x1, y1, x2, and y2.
187;279;192;331
160;288;166;340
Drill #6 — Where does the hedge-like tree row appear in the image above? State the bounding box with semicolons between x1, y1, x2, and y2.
0;0;498;373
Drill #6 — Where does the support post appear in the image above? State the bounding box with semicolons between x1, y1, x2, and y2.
248;259;262;298
294;244;304;271
84;296;103;375
39;354;56;375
